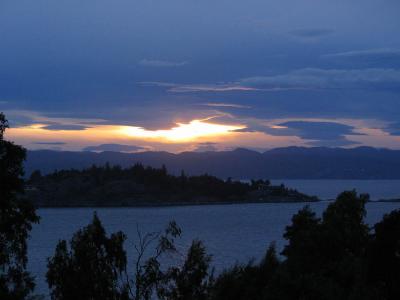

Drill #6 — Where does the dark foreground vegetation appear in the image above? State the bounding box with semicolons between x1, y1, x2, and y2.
26;165;317;207
2;112;400;300
1;113;40;299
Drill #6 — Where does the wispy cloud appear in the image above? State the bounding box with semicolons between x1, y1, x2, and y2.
139;81;260;93
34;142;66;145
42;124;90;131
168;84;258;93
138;59;188;67
240;68;400;89
140;68;400;94
323;48;400;59
4;109;106;129
193;142;218;152
83;144;149;153
200;102;252;109
384;122;400;136
289;28;334;40
307;139;361;147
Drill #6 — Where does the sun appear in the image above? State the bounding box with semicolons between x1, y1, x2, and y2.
119;119;245;142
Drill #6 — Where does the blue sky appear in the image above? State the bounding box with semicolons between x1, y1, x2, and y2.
1;0;400;151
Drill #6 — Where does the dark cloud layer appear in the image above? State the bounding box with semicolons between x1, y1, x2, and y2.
385;122;400;136
265;121;362;146
34;142;66;145
42;124;90;131
193;142;218;152
270;121;361;137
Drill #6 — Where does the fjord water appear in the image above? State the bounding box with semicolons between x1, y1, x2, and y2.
272;179;400;200
29;185;400;297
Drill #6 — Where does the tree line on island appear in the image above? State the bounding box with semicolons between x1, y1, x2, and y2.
26;164;317;207
1;111;400;300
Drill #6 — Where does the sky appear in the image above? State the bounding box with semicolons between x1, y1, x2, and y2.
1;0;400;152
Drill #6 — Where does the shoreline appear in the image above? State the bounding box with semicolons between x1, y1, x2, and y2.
34;198;321;208
33;199;400;208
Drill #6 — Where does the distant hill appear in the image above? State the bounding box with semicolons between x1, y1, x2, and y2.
25;147;400;179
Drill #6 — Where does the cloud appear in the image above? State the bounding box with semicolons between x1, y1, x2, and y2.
267;121;362;139
7;116;36;128
139;81;260;93
307;139;361;147
264;121;363;146
322;48;400;67
240;68;400;89
34;142;66;145
236;120;363;147
289;28;334;40
3;110;107;130
200;102;251;109
323;48;400;59
138;59;187;67
42;124;90;131
142;68;400;95
136;65;400;103
384;122;400;136
193;142;218;152
170;85;257;93
83;144;149;153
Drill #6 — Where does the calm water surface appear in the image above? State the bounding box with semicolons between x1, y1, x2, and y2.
272;179;400;200
29;200;400;297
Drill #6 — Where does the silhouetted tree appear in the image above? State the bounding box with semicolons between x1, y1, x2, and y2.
282;205;321;270
129;221;181;300
210;244;280;300
46;215;215;300
158;240;212;300
367;209;400;299
210;191;376;300
29;170;42;183
0;112;40;299
271;191;370;300
46;213;129;300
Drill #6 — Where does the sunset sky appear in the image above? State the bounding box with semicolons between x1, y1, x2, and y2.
2;0;400;152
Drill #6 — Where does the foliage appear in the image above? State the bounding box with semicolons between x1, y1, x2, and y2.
272;191;370;300
366;209;400;299
158;240;212;300
0;112;40;299
129;221;182;300
27;164;313;206
46;217;214;300
210;244;279;300
46;213;129;300
209;191;400;300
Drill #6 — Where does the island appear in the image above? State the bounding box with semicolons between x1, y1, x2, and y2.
25;163;319;207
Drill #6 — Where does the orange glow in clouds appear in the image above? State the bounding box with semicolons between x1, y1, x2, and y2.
7;119;246;149
119;119;245;142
